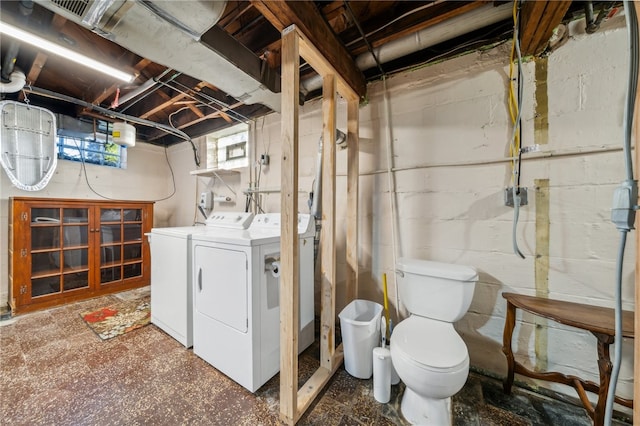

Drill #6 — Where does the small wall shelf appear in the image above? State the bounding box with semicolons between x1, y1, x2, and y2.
190;168;241;178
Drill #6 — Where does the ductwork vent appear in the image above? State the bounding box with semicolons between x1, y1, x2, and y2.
50;0;90;18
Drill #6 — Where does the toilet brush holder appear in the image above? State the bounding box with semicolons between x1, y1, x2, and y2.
373;347;391;403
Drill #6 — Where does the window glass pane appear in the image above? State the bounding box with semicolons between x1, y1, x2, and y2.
32;276;60;297
63;208;88;223
63;248;88;270
101;266;121;283
63;226;88;247
123;224;142;242
56;120;126;169
101;209;121;222
123;244;142;261
32;208;60;223
123;209;141;221
63;271;89;291
123;263;142;279
101;225;121;243
101;245;121;265
32;227;60;250
32;252;59;275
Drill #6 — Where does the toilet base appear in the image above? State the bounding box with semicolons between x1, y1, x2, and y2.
400;387;452;425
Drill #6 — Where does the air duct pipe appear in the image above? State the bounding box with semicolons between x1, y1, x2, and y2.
1;0;33;83
301;2;513;95
0;70;26;93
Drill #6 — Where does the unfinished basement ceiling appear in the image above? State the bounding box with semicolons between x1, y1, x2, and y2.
0;1;620;146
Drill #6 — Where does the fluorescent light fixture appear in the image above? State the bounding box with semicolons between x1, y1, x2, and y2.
0;21;135;83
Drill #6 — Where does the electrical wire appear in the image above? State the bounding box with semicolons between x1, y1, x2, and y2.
24;85;201;167
69;137;177;202
508;0;525;259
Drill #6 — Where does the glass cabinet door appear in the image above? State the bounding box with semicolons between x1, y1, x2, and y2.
30;207;90;298
99;208;143;284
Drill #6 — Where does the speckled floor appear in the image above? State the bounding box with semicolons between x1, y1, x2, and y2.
0;287;632;425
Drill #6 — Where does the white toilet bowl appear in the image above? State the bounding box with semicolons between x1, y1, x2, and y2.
392;258;478;425
391;316;469;425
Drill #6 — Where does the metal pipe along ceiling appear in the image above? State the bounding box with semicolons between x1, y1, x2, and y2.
301;2;513;95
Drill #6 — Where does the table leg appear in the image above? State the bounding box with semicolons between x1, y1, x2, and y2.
502;301;517;394
593;332;614;426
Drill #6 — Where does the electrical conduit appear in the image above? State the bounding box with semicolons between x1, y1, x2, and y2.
605;2;639;424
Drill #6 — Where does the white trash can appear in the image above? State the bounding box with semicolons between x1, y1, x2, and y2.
339;299;383;379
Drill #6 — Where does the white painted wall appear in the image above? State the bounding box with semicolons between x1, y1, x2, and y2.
0;141;169;305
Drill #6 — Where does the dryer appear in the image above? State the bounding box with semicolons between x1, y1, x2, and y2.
191;213;315;392
147;212;253;347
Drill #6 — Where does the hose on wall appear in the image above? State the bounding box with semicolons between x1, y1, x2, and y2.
605;2;639;424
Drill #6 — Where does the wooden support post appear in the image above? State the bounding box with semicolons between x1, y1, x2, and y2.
280;26;300;426
634;4;640;424
346;99;359;302
320;74;337;369
279;25;361;425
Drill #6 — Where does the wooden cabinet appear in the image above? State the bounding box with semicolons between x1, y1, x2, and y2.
8;197;153;314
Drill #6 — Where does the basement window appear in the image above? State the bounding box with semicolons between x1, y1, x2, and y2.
57;122;127;169
206;123;249;170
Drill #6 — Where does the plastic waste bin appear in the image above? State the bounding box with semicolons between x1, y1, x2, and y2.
339;299;383;379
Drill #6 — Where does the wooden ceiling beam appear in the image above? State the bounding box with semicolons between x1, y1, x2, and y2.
251;0;366;98
82;58;152;114
520;0;572;56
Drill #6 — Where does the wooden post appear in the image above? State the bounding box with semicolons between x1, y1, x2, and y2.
280;26;300;426
346;99;359;302
320;74;337;369
279;25;361;425
634;4;640;425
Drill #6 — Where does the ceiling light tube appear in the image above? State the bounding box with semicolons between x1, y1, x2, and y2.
0;21;135;83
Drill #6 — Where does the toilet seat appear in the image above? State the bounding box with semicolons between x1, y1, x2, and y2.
392;316;468;372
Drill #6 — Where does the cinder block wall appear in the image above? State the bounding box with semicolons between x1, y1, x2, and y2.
237;15;635;405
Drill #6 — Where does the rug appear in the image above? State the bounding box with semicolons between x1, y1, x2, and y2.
81;298;150;340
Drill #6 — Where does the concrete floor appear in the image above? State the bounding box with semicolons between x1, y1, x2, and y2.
0;287;632;425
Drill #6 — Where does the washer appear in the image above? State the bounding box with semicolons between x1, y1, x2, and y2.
147;212;253;347
191;213;315;392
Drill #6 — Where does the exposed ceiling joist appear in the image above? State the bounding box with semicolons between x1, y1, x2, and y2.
251;0;367;99
520;0;572;56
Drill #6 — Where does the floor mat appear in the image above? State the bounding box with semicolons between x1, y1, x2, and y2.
80;297;150;340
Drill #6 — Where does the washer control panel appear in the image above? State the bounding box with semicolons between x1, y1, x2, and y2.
205;212;254;229
250;213;314;235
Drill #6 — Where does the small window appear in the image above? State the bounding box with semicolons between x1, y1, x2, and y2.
206;123;249;170
57;121;127;169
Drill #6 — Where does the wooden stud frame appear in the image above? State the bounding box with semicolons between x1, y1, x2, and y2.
280;24;360;425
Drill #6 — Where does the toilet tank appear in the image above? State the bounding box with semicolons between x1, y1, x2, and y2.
396;258;478;322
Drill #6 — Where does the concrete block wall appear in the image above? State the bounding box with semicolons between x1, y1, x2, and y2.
231;14;636;406
356;15;635;404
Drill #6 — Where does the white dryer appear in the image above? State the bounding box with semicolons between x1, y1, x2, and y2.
191;213;315;392
147;212;253;347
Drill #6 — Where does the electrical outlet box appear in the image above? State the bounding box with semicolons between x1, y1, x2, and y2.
260;154;270;165
504;187;528;207
199;191;212;210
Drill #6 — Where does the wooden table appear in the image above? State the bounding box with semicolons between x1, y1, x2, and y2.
501;292;634;425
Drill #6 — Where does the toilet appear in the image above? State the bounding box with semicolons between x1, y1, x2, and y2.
390;257;478;425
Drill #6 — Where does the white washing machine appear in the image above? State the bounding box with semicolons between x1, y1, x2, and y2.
191;213;315;392
147;212;253;347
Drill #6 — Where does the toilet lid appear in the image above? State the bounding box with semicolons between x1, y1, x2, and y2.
392;317;468;370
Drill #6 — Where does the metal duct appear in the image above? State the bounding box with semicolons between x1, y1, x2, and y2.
36;0;282;112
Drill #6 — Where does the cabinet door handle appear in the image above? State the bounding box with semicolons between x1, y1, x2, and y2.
198;268;202;291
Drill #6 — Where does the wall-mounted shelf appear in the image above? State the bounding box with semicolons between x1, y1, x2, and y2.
190;168;241;178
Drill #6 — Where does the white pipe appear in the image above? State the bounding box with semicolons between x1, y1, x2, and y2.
0;70;26;93
301;2;513;95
